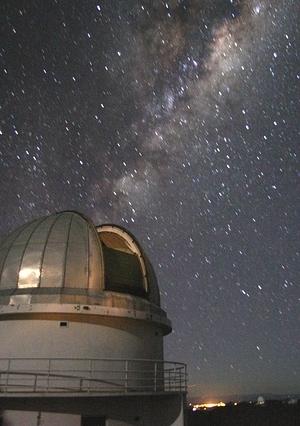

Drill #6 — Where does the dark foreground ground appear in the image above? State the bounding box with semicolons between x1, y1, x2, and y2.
1;403;299;425
187;402;300;426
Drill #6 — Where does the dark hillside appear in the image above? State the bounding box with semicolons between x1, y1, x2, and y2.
187;402;300;426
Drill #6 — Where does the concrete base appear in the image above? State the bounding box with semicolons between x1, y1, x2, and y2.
1;393;185;426
2;411;81;426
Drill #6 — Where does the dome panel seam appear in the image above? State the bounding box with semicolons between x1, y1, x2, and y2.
38;214;63;288
16;217;49;289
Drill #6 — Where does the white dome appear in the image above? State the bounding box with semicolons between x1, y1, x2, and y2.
0;211;160;306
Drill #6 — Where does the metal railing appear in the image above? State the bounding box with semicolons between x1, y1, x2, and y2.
0;358;187;395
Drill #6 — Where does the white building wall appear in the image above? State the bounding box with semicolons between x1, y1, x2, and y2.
0;317;163;361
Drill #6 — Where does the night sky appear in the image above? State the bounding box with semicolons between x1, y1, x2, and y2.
0;0;299;400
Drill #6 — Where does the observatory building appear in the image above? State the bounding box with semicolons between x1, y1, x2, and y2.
0;211;186;426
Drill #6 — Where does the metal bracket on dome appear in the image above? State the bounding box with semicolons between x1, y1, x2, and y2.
9;294;32;306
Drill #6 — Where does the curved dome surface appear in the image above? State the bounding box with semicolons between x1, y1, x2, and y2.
0;211;160;306
0;212;103;292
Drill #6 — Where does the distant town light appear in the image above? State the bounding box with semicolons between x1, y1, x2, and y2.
192;401;226;410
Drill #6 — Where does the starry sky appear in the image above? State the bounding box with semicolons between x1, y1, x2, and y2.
0;0;299;400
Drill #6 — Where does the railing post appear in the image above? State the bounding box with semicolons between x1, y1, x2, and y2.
34;374;38;392
47;359;51;392
154;362;157;392
125;360;128;393
179;367;182;391
88;359;93;392
5;359;11;393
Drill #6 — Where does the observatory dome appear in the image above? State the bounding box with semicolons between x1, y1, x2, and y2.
0;211;160;306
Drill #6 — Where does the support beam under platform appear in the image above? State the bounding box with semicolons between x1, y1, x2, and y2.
1;393;186;426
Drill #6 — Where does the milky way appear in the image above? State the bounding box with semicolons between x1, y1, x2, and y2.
0;0;299;398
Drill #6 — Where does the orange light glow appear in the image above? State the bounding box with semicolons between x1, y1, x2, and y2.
192;401;226;410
